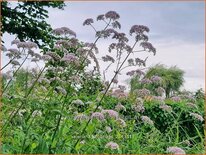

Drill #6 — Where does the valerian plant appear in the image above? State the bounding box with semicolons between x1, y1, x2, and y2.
1;10;204;154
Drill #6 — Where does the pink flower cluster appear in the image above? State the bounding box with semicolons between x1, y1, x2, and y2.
105;141;119;150
166;146;186;154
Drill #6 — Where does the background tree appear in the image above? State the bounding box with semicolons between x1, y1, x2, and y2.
1;1;65;49
145;64;184;98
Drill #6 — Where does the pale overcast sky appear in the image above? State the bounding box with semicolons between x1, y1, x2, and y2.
2;1;205;92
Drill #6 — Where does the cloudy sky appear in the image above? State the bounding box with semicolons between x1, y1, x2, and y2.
3;1;205;91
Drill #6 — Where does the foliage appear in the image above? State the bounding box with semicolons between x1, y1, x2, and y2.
2;1;65;49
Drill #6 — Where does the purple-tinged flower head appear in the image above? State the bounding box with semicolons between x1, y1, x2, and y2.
61;27;76;37
186;102;198;109
61;53;79;63
135;57;147;66
140;42;156;55
105;11;120;20
152;96;164;103
6;53;14;59
116;118;126;127
128;58;135;66
96;30;111;38
72;99;84;106
8;48;19;54
102;55;115;63
97;14;105;21
151;75;162;84
105;126;112;133
84;42;99;54
141;116;154;126
91;112;105;121
135;69;145;77
46;52;61;61
130;25;150;35
38;78;50;84
126;70;136;76
11;39;20;45
83;18;94;26
140;78;152;85
112;21;121;29
102;109;119;119
115;103;126;112
52;28;64;35
112;78;118;84
69;75;82;84
159;104;172;113
108;43;116;52
31;58;39;62
189;112;204;122
112;32;129;42
105;142;119;150
42;54;53;61
135;88;150;98
132;98;145;113
135;34;149;42
55;86;67;95
26;41;38;49
166;147;186;154
170;96;181;102
11;60;20;66
74;113;88;122
156;87;165;96
28;49;35;57
118;85;126;91
110;89;128;99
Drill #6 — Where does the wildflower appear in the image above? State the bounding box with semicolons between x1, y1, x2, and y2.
136;69;145;76
11;39;20;45
135;57;146;66
118;85;126;91
83;18;94;26
26;41;38;49
46;52;61;61
102;55;115;63
140;42;156;55
52;28;64;35
141;116;154;126
97;14;105;21
33;53;42;59
151;75;162;83
128;58;135;66
31;58;39;62
189;112;204;122
55;86;67;95
159;104;172;113
132;98;145;113
28;49;35;56
130;25;149;35
61;53;79;63
42;54;53;61
186;102;198;109
8;48;19;54
91;112;105;121
152;96;164;103
72;99;84;106
171;96;181;102
182;140;191;146
61;27;76;37
102;109;119;119
115;103;126;112
105;141;119;150
140;78;152;85
156;87;165;96
112;21;121;29
105;11;120;20
112;78;118;84
126;70;136;76
117;118;126;127
112;33;128;42
135;88;150;98
11;60;20;66
135;34;149;42
105;126;112;133
74;113;88;122
166;146;186;154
